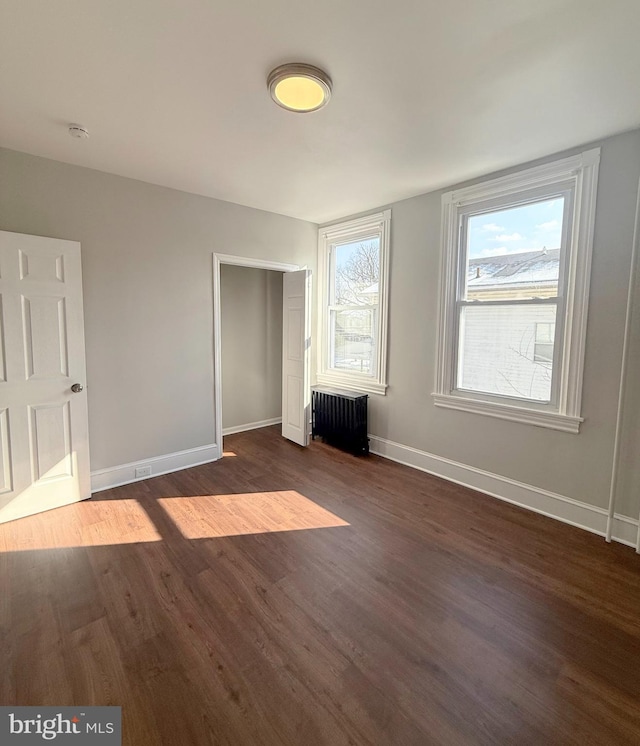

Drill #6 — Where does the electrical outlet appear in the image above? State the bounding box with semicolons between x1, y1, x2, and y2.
135;466;152;479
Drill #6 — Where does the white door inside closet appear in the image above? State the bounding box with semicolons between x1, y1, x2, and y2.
281;269;311;447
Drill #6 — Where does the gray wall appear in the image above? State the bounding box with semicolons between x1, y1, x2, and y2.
2;135;637;522
328;129;640;518
616;240;640;519
0;148;317;471
220;265;283;430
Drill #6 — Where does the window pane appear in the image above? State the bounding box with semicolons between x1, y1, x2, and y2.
330;308;377;375
534;322;555;365
457;304;557;402
334;237;380;306
466;198;564;301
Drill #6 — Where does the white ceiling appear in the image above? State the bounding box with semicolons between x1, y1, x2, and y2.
1;0;639;224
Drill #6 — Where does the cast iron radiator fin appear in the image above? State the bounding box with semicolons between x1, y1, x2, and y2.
311;386;369;455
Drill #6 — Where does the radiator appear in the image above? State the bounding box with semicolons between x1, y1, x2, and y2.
311;386;369;455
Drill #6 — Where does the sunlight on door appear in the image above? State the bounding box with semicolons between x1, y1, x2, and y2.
0;231;91;525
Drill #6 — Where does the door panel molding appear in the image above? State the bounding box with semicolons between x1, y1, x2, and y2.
281;270;311;446
0;231;90;524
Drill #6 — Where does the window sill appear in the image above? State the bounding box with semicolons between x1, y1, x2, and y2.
432;393;582;433
317;372;387;396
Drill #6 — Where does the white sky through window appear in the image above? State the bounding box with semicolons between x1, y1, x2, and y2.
468;198;565;258
335;238;379;271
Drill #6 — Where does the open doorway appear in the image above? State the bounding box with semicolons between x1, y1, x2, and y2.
212;254;310;453
219;264;284;436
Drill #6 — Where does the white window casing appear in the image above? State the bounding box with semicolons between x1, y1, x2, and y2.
317;210;391;395
433;149;601;433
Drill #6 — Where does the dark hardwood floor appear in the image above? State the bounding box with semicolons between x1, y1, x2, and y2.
2;425;640;745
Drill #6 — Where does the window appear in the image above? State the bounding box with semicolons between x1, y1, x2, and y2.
317;211;390;395
534;322;555;365
434;149;600;433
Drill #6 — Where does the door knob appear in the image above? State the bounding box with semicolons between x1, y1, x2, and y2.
71;383;84;393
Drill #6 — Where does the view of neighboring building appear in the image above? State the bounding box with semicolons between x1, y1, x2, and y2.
331;244;380;375
332;247;560;399
460;249;559;402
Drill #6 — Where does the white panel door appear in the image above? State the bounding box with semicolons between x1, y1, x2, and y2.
0;231;90;523
282;269;311;446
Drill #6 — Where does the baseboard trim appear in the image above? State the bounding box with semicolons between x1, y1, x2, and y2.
222;418;282;436
91;443;221;493
368;434;638;548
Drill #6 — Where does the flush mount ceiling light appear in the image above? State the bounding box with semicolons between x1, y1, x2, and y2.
267;63;332;113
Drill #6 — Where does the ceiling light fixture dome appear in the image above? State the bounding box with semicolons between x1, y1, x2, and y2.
267;63;332;113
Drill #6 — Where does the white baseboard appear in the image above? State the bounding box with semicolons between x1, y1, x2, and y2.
222;417;282;436
91;443;221;493
368;434;638;548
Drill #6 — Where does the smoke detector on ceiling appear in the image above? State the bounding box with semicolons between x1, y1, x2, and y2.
68;124;89;139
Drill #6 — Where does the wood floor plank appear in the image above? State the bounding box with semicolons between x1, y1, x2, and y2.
1;425;640;745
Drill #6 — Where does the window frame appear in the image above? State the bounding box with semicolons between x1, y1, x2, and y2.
433;149;600;433
317;210;391;395
534;322;555;366
454;186;573;410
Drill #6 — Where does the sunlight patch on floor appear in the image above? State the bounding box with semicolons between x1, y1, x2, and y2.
158;490;349;539
0;499;163;552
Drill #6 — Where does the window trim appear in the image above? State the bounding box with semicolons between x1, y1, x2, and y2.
456;186;574;411
433;148;601;433
317;210;391;395
534;321;555;365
